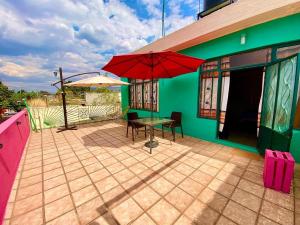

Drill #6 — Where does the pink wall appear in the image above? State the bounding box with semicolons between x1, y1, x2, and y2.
0;110;30;224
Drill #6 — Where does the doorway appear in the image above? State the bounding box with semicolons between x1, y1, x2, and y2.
219;67;264;146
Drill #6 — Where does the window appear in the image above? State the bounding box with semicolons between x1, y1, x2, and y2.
129;79;159;111
199;61;219;118
221;48;271;69
277;44;300;59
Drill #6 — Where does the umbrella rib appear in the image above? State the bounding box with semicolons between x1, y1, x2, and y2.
119;58;145;78
157;56;172;78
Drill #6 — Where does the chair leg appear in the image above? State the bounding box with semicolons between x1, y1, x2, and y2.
172;127;175;142
126;124;129;137
181;125;183;138
162;125;164;138
144;127;146;138
132;126;135;141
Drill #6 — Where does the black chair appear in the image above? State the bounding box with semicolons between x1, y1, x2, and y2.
162;112;183;141
126;112;147;141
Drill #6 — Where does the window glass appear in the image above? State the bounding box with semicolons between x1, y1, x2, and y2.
129;79;159;111
277;45;300;59
199;61;219;118
221;48;271;69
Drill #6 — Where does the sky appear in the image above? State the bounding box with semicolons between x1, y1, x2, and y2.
0;0;201;92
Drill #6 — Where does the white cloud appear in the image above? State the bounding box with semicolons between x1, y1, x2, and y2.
0;0;197;91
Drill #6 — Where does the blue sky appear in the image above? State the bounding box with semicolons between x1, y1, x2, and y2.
0;0;201;92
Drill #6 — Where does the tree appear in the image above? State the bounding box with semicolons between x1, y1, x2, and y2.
0;81;13;108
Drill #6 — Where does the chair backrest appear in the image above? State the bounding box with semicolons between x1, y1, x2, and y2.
127;112;138;121
171;112;182;125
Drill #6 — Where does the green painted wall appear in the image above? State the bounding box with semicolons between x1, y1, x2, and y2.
121;13;300;159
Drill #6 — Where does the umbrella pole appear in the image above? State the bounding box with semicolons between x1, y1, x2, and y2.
151;53;154;120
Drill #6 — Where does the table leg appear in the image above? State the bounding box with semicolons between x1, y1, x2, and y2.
150;126;153;154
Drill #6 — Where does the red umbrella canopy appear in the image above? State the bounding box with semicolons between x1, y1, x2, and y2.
102;51;205;79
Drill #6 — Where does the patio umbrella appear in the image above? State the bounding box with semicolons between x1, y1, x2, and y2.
64;75;129;87
102;51;205;117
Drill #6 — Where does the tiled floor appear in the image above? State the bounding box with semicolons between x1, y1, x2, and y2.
4;120;299;225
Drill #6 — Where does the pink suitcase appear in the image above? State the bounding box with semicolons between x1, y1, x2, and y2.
263;149;295;193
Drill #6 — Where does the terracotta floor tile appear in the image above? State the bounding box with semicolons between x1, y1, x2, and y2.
131;213;156;225
44;183;70;204
16;183;42;200
21;167;42;178
173;215;193;225
237;179;265;198
206;158;226;169
121;176;146;195
13;193;43;217
174;163;195;176
165;187;194;212
95;176;119;194
72;185;99;207
216;170;240;186
184;200;219;225
243;170;264;186
77;197;105;225
295;213;300;225
64;162;82;173
296;198;300;214
198;188;228;213
113;169;135;183
260;200;294;225
10;207;43;225
84;162;104;173
208;179;235;198
19;174;42;188
69;176;92;192
66;168;86;181
223;163;244;177
150;177;175;196
133;186;161;210
231;188;261;212
101;157;118;167
43;167;64;180
107;162;126;174
44;175;66;191
142;158;159;167
102;185;129;208
121;157;138;167
129;163;148;175
257;216;280;225
178;177;205;197
138;169;160;184
147;199;180;225
45;195;74;222
89;168;110;183
163;169;186;185
223;200;257;225
216;216;237;225
264;189;294;211
46;210;80;225
43;161;62;173
199;164;220;176
111;198;143;225
190;170;213;186
92;213;119;225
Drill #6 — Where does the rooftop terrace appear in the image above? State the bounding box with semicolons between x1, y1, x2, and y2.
3;120;298;225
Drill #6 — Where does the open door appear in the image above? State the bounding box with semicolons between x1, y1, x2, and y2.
258;54;300;154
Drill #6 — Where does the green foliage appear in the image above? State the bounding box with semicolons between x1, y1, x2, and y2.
0;81;13;108
0;82;44;111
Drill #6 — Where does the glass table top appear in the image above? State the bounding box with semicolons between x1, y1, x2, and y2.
131;117;174;126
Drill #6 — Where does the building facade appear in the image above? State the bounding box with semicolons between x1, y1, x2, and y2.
121;0;300;161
